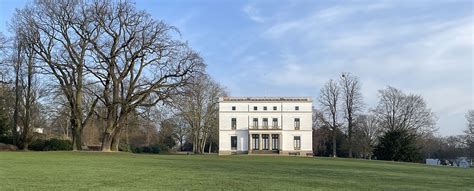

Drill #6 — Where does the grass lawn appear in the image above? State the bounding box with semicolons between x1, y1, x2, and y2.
0;152;472;190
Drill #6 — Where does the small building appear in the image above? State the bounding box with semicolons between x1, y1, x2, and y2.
218;97;313;156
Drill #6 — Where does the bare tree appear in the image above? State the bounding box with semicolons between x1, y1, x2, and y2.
318;79;341;157
15;1;99;150
172;74;225;154
465;110;474;157
171;115;190;151
83;1;203;151
372;86;436;136
339;73;363;158
353;114;380;159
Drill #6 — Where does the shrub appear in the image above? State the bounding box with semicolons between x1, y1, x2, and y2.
28;139;46;151
29;138;72;151
374;129;421;162
132;145;162;154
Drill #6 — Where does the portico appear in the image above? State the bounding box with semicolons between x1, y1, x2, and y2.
248;132;281;154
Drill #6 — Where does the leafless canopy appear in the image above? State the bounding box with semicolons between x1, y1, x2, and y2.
318;79;341;157
372;86;437;136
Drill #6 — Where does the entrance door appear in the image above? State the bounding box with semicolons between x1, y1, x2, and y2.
231;136;237;150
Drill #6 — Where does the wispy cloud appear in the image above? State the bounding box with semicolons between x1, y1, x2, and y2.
237;1;473;135
243;4;265;23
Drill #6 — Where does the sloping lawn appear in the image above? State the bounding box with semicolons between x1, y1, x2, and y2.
0;152;472;190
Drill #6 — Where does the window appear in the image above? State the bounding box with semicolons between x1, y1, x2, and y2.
253;118;258;129
273;106;277;111
294;136;301;150
252;134;259;150
231;118;237;130
253;106;258;111
262;118;268;128
294;118;300;130
272;118;278;129
295;106;299;111
231;136;237;150
232;106;236;111
263;106;267;111
262;134;269;150
272;134;279;150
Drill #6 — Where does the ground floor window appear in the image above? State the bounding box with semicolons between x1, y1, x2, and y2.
262;134;269;150
252;134;259;150
294;136;301;150
231;136;237;150
272;134;279;150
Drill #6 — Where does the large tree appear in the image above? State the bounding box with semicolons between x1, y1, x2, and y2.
84;1;203;151
318;79;341;157
15;1;98;150
339;73;363;158
172;74;225;154
372;86;436;136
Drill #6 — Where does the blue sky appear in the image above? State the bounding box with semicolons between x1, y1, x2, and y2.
1;0;473;135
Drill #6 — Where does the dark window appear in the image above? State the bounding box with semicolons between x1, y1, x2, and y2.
252;134;259;150
231;136;237;150
262;118;268;128
294;118;300;130
272;134;279;150
272;118;278;128
263;106;267;111
253;106;258;111
295;106;299;111
294;136;301;150
262;134;269;150
253;118;258;129
231;118;237;130
273;106;277;111
232;106;236;111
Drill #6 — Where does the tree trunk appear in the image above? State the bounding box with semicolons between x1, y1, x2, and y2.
111;129;122;151
11;45;21;147
208;141;212;154
332;131;337;157
348;120;353;158
71;118;83;151
101;132;113;152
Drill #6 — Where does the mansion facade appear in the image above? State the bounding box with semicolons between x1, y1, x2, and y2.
218;97;313;156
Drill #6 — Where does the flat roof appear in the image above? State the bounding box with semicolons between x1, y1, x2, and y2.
219;97;312;102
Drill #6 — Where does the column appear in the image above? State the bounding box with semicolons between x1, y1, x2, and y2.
269;134;272;151
279;133;282;152
259;134;262;150
248;134;251;152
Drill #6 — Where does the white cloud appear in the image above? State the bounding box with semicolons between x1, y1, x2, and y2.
243;4;265;23
248;2;473;135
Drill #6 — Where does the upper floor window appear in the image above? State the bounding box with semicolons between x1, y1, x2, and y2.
231;118;237;130
272;118;278;128
273;106;277;111
232;106;236;111
262;118;268;128
294;136;301;150
253;106;258;111
263;106;267;111
295;106;299;111
252;118;258;128
294;118;300;130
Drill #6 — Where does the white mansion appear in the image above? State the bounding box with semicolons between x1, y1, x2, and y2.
218;97;313;156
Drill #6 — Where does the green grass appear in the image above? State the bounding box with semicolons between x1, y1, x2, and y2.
0;152;473;190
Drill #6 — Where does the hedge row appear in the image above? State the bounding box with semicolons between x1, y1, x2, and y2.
28;138;72;151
